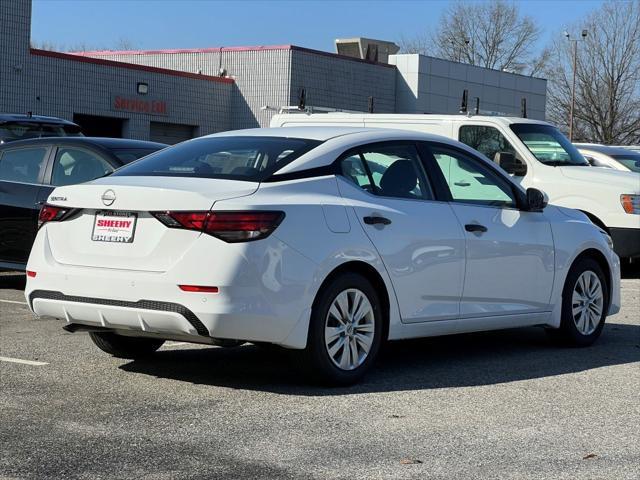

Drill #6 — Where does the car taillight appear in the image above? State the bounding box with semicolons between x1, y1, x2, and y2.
152;211;285;243
38;204;71;228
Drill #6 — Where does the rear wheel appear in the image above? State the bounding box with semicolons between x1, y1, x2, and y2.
89;332;164;358
302;273;383;386
549;257;608;346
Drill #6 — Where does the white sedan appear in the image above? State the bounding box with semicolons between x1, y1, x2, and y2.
576;143;640;173
25;127;621;385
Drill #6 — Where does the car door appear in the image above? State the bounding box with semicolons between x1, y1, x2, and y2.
0;145;51;266
336;141;465;323
423;142;555;318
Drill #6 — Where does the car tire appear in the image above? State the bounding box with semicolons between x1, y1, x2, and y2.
302;273;383;386
549;257;609;347
89;332;164;359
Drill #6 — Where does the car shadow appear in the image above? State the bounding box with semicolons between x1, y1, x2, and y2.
0;272;26;290
120;322;640;395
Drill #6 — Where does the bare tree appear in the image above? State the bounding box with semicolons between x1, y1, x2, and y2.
112;37;137;51
546;1;640;144
397;34;431;55
30;38;138;53
421;0;545;75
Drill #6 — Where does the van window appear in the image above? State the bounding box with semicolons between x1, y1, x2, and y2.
510;124;588;166
459;125;518;163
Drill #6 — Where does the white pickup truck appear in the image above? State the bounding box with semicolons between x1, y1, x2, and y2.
270;113;640;260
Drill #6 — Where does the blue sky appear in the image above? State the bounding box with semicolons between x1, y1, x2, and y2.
31;0;603;53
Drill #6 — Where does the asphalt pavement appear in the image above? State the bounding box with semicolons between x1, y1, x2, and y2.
1;270;638;479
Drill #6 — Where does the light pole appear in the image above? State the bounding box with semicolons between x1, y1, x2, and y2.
565;29;587;141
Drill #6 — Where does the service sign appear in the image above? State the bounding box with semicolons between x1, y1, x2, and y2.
112;95;168;116
92;211;137;243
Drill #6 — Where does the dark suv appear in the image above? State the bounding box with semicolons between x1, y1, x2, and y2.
0;137;167;270
0;113;83;144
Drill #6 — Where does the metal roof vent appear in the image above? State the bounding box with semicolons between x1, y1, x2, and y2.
335;37;400;64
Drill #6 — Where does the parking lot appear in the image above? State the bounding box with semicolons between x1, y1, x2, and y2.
1;270;638;480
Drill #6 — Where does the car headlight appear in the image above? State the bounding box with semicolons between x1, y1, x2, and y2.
620;194;640;214
602;231;614;250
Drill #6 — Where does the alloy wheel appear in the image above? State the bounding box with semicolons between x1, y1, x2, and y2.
324;288;375;371
572;270;604;336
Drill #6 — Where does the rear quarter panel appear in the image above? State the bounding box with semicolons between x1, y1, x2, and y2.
213;176;402;347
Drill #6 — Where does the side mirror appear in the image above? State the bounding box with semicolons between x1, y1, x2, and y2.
526;187;547;211
495;152;527;176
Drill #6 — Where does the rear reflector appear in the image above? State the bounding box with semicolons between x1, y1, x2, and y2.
178;285;219;293
152;210;285;243
26;270;36;278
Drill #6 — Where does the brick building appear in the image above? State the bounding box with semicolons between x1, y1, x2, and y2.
2;0;547;144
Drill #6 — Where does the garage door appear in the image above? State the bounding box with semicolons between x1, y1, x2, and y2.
149;122;196;145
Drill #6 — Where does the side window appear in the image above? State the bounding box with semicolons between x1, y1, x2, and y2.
430;146;517;208
459;125;517;163
350;144;433;200
341;154;371;189
52;148;113;186
0;147;48;183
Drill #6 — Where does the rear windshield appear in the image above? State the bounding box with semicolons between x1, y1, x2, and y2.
510;124;588;166
110;148;165;164
612;154;640;173
112;136;322;181
0;121;83;142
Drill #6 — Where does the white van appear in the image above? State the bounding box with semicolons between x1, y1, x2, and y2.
271;113;640;260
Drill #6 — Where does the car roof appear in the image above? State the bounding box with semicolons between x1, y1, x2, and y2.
0;136;168;150
0;113;78;126
575;143;640;156
202;126;482;175
203;126;459;143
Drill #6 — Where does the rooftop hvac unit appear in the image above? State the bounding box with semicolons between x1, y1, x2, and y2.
335;37;400;64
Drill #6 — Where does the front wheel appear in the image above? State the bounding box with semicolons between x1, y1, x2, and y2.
549;258;609;347
301;273;383;386
89;332;164;358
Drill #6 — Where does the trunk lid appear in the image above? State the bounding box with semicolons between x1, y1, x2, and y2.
43;176;258;272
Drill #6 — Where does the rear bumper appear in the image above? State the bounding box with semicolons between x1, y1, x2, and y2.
29;290;210;337
609;227;640;259
24;228;320;349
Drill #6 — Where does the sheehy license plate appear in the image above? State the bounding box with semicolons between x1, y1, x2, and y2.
92;210;137;243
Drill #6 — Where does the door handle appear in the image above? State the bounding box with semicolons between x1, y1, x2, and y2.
454;181;471;187
35;201;45;207
363;215;391;226
465;223;487;233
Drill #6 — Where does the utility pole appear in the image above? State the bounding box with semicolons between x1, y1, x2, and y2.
565;29;588;142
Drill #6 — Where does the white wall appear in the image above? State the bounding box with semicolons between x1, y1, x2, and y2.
389;54;547;120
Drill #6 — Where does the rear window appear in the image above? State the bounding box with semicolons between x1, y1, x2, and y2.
112;136;322;181
0;122;82;142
